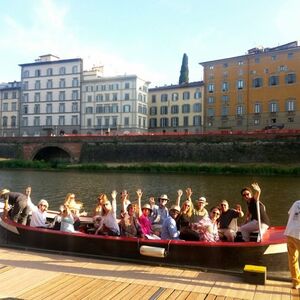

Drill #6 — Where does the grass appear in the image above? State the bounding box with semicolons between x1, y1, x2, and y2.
0;159;300;176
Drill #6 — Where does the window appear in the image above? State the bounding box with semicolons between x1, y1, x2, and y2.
123;105;131;113
271;55;277;61
72;115;78;125
150;107;157;115
183;91;190;100
269;102;278;113
193;116;201;126
87;118;92;127
254;103;261;114
22;117;28;126
112;117;118;127
151;95;156;103
171;117;179;127
222;82;229;92
59;67;66;75
208;96;214;104
34;104;40;114
125;82;130;89
22;93;28;103
3;117;8;127
171;105;179;114
72;65;78;73
47;68;53;76
23;81;28;90
208;84;214;93
72;78;79;87
23;70;29;78
112;93;118;101
72;90;79;100
286;99;295;112
86;107;93;114
237;80;244;89
269;76;279;86
2;103;8;112
87;95;92;102
35;80;41;89
288;52;294;60
11;116;16;127
59;79;65;88
182;104;190;113
221;106;229;117
58;116;65;125
72;102;78;112
160;106;168;115
23;105;28;114
161;94;168;102
59;91;65;101
59;103;65;113
124;117;129;126
124;93;130;100
194;91;201;99
160;118;168;127
222;95;229;104
172;93;179;101
11;102;17;111
47;80;53;89
183;116;189;126
34;93;40;102
285;73;296;84
255;57;260;63
46;92;53;101
148;118;156;128
193;103;201;112
104;117;109;126
105;94;110;101
35;69;41;77
46;104;52;113
209;65;214;70
46;116;52;126
34;117;40;126
253;77;263;88
236;105;243;116
238;60;244;65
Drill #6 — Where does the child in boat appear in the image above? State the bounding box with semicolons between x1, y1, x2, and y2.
28;199;50;228
95;190;120;236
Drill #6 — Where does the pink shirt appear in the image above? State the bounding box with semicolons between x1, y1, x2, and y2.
139;214;152;235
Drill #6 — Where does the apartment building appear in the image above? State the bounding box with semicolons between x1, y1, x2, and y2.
81;67;150;134
0;81;21;137
148;81;204;133
200;41;300;132
19;55;83;136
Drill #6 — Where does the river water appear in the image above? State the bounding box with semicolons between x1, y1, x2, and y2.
0;169;299;225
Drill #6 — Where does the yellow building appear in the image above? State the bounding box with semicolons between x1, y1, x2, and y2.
200;41;300;132
148;81;204;133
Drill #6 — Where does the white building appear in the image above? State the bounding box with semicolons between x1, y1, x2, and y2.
19;54;83;136
81;67;150;134
0;81;21;137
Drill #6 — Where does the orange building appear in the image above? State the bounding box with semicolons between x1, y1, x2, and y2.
200;41;300;132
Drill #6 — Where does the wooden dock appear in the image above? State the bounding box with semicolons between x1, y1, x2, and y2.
0;247;298;299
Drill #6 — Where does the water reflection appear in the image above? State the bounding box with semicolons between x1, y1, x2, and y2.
0;169;299;225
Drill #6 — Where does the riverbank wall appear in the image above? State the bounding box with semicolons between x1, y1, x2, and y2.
0;133;300;163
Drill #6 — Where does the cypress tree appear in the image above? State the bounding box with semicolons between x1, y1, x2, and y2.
179;53;189;85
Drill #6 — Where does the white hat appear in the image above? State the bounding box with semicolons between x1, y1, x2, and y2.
159;194;169;201
170;205;181;213
198;196;208;205
0;189;10;196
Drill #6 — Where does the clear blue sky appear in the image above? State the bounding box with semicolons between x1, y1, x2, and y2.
0;0;299;87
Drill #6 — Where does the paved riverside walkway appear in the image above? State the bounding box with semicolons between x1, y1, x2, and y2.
0;247;298;300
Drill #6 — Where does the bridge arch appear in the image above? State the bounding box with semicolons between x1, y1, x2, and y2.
32;146;72;163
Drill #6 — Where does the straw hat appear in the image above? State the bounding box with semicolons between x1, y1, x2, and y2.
170;205;181;213
159;194;169;201
0;189;10;197
142;203;152;212
198;196;208;206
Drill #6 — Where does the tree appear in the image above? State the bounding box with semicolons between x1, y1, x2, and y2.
179;53;189;85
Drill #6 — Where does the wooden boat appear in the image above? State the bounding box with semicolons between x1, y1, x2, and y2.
0;212;288;273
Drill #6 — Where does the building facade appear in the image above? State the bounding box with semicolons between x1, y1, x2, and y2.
200;41;300;132
81;68;150;134
19;55;83;136
148;81;204;133
0;81;21;137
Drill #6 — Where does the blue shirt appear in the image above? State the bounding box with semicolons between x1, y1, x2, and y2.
161;216;179;240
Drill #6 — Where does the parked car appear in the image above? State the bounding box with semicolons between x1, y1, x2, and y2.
264;123;284;130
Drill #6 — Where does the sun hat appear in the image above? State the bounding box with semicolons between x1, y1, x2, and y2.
142;203;152;212
198;196;208;205
0;189;10;196
170;205;181;213
159;194;169;201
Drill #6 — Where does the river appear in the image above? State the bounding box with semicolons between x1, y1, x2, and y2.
0;169;299;225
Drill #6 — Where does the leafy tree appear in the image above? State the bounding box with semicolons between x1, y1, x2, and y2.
179;53;189;85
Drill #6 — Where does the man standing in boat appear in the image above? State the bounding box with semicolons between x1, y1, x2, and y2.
0;189;30;225
284;200;300;289
239;183;270;242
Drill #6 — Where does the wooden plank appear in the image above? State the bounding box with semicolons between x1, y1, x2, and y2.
79;279;116;300
156;288;176;300
185;292;207;300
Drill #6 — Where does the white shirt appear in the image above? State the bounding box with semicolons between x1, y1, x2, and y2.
29;204;48;228
284;200;300;240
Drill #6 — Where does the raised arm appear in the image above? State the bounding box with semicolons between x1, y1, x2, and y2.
136;189;143;217
111;190;117;218
175;189;183;206
251;182;261;202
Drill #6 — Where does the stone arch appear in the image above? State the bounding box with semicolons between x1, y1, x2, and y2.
32;146;72;163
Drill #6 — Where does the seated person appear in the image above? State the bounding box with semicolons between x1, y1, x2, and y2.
28;199;50;228
95;190;120;236
0;189;30;225
239;183;270;241
49;205;64;230
218;200;244;242
119;204;143;238
161;205;181;240
60;205;76;233
192;207;220;242
150;194;169;234
192;196;209;223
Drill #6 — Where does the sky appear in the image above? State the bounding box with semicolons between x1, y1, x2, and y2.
0;0;300;88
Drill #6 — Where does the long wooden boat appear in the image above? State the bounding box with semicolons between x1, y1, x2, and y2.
0;212;288;273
